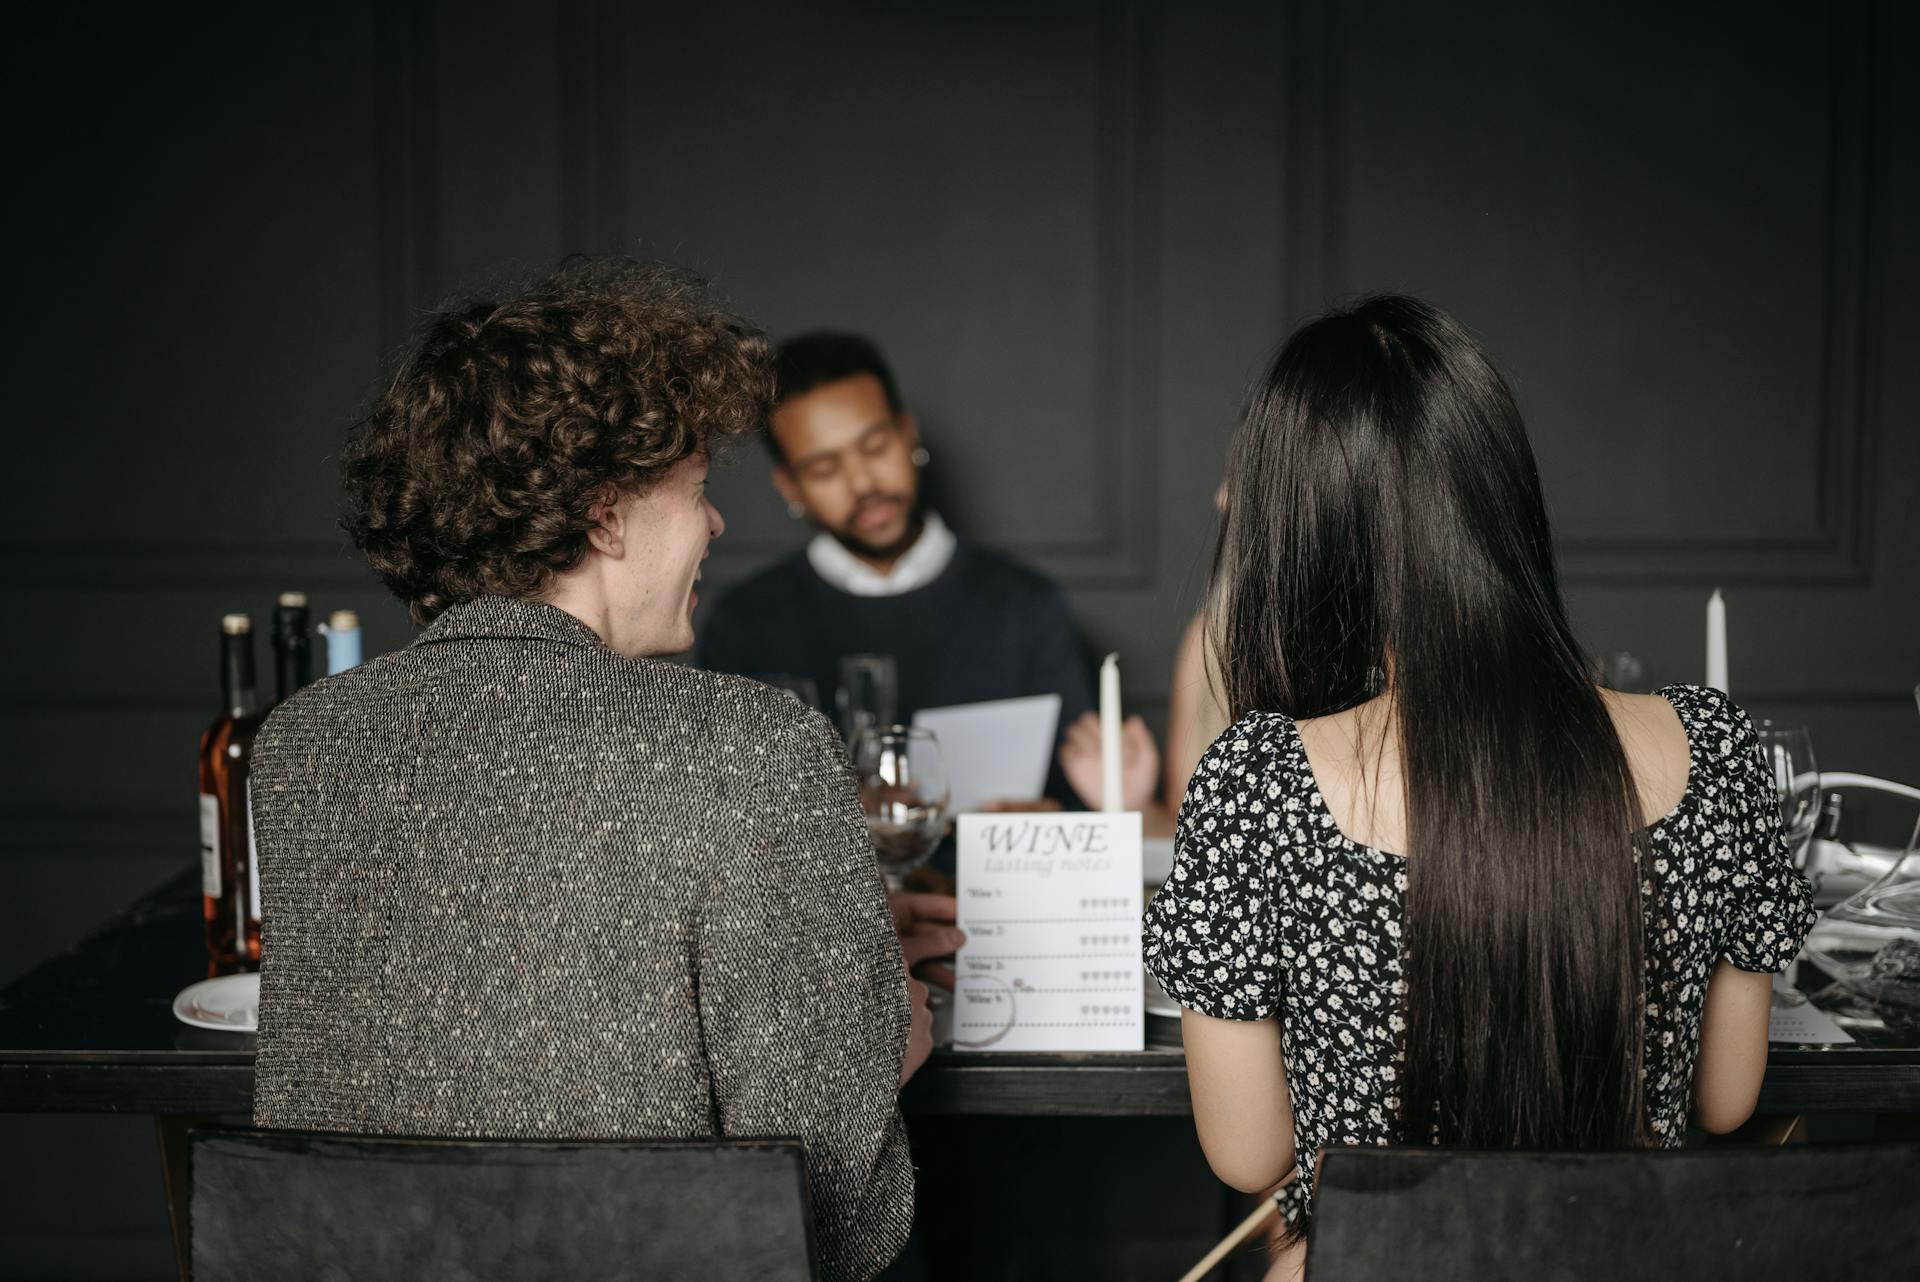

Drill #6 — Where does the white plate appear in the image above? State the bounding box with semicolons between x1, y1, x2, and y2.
172;973;260;1032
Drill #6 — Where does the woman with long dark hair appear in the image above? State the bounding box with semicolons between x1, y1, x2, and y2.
1143;295;1814;1278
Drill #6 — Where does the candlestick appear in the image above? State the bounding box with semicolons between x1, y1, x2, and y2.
1099;653;1122;813
1706;589;1727;694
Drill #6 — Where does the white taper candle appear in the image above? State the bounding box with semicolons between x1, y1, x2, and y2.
1706;589;1727;694
1099;652;1123;813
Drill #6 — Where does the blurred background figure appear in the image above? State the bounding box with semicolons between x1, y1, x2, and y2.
698;332;1093;806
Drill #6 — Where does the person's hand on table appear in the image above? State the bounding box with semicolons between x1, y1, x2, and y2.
889;891;964;991
1057;710;1161;812
890;892;959;1087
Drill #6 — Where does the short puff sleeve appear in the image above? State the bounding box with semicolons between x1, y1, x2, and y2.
1142;724;1282;1020
1710;696;1817;973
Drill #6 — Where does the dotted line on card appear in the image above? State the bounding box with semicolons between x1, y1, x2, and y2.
973;954;1137;960
964;918;1137;925
1008;988;1138;994
959;1021;1137;1029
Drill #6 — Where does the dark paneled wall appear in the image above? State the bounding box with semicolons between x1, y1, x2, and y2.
2;1;1913;1274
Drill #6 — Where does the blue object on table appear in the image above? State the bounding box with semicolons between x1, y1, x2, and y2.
320;609;361;675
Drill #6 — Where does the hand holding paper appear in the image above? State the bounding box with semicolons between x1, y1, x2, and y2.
913;694;1061;814
890;891;964;992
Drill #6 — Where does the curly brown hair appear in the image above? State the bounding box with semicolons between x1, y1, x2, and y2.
344;259;772;625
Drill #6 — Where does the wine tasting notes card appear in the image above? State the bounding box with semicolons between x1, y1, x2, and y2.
954;812;1144;1052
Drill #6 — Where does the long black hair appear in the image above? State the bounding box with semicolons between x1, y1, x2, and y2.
1211;295;1647;1150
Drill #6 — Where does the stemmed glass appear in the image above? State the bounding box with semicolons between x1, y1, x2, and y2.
1755;720;1820;868
852;725;950;890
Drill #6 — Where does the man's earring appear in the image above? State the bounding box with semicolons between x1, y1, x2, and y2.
910;447;931;468
787;500;807;520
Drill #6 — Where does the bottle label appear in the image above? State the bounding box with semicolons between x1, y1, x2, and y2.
246;779;262;924
198;793;221;898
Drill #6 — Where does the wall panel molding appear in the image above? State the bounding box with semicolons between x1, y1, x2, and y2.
0;0;440;594
375;0;442;360
1554;2;1876;584
1291;1;1880;587
689;1;1165;590
1280;0;1344;332
558;0;625;254
0;1;1165;597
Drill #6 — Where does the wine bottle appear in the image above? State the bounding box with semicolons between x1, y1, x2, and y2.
271;590;312;705
197;613;264;975
320;608;362;675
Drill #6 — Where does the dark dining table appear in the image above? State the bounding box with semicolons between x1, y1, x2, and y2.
4;868;1919;1276
6;868;1919;1119
0;869;1210;1120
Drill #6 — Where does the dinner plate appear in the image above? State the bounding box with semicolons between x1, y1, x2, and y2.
172;973;260;1032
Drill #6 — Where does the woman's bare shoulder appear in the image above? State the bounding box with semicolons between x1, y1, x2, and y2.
1599;689;1691;823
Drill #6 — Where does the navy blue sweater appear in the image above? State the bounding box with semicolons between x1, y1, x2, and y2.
696;540;1095;803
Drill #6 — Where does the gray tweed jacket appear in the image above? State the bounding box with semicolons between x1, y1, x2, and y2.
250;596;914;1281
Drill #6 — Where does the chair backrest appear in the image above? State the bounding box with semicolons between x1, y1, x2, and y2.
1307;1144;1920;1282
190;1127;817;1282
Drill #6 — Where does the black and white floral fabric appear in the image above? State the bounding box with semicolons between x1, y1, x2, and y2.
1143;683;1815;1223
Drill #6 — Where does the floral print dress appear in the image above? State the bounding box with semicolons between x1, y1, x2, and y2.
1143;684;1816;1223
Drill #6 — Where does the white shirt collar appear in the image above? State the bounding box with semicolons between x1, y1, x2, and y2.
806;511;957;597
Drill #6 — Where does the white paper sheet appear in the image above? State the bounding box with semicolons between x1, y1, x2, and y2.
913;694;1061;814
953;811;1144;1052
1768;973;1854;1045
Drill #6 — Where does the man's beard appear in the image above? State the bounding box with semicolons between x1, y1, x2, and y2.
829;498;925;563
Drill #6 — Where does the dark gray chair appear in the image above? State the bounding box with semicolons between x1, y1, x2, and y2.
1306;1144;1920;1281
190;1127;817;1281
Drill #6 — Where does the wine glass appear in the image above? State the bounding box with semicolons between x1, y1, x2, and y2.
837;654;898;746
1755;720;1820;866
852;725;950;889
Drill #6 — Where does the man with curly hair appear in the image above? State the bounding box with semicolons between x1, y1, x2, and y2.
245;261;940;1281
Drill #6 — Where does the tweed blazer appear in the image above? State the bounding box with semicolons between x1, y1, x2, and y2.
250;596;914;1281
